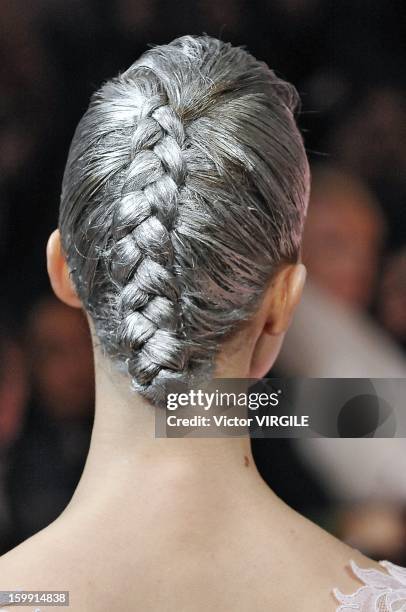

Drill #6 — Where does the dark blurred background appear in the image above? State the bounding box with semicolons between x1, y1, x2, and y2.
0;0;405;563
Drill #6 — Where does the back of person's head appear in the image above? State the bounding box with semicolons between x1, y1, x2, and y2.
58;34;309;405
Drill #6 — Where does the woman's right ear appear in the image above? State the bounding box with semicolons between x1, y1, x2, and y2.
46;229;82;308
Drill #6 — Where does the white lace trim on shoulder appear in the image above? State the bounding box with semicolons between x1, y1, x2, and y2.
334;559;406;611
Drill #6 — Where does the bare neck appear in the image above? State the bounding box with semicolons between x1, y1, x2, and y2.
62;349;276;522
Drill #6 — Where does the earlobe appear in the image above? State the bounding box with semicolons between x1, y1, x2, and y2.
46;229;82;309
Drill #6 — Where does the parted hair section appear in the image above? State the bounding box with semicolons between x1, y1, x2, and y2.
59;34;309;406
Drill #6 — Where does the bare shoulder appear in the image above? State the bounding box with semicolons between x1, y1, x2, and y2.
0;502;394;612
0;523;117;612
268;502;389;609
0;527;68;587
0;521;86;602
305;519;392;605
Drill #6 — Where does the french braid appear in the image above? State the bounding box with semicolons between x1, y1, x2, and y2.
110;93;189;401
59;35;309;407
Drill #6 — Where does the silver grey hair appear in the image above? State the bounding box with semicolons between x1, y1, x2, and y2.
59;34;310;406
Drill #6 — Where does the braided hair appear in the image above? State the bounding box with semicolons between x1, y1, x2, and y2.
59;35;309;406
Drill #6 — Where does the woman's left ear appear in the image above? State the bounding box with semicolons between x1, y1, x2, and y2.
46;229;82;308
264;263;307;336
248;263;306;378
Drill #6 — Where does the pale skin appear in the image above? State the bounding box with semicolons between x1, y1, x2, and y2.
0;229;385;611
